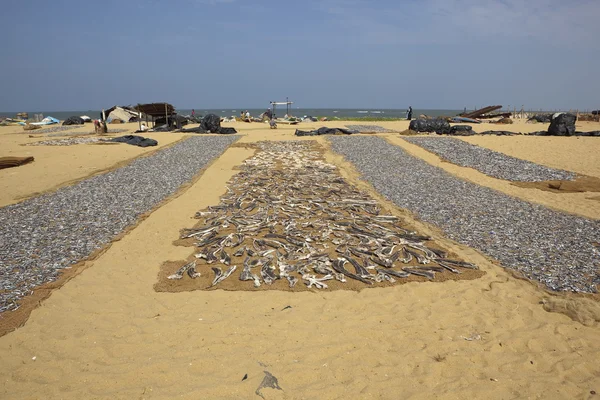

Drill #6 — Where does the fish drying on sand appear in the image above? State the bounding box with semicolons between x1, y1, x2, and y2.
167;141;479;290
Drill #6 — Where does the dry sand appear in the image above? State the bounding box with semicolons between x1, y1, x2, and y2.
0;120;599;399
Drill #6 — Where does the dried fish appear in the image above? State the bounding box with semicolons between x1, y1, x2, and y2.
435;258;478;270
332;258;373;285
211;265;237;286
233;246;246;257
405;248;430;264
403;268;435;280
187;263;201;279
167;261;196;280
376;268;410;279
219;248;231;265
286;275;298;288
173;141;481;294
302;274;333;289
261;262;278;285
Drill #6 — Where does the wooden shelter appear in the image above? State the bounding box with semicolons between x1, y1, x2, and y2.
134;103;176;128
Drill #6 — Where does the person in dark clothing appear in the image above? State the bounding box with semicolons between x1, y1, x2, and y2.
265;108;273;120
407;106;413;121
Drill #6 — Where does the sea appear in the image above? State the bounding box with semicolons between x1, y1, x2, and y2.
1;108;468;121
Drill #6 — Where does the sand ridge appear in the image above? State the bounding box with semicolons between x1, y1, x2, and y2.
0;121;599;399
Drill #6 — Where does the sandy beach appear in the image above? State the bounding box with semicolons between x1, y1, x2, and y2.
0;119;599;399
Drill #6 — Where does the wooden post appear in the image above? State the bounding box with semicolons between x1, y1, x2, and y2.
165;103;168;129
138;112;142;132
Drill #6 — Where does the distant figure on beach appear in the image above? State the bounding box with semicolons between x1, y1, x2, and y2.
406;106;413;121
265;108;273;120
140;123;148;132
94;119;107;134
245;110;251;122
269;118;277;129
191;109;195;118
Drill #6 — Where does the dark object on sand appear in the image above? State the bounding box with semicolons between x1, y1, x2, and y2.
155;114;188;129
255;371;282;399
528;114;553;123
547;113;576;136
179;126;207;134
179;117;238;134
409;118;451;134
573;131;600;137
178;114;237;134
449;125;474;136
110;135;158;147
450;116;481;124
150;124;171;132
218;127;237;134
480;131;518;136
295;127;356;136
495;117;513;124
0;156;35;170
201;114;221;133
242;373;248;382
63;116;84;126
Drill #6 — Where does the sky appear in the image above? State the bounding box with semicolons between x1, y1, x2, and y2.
1;0;599;111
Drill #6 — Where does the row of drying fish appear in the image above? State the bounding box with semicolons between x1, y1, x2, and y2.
168;141;477;289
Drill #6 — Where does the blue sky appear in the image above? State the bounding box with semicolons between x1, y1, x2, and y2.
1;0;599;111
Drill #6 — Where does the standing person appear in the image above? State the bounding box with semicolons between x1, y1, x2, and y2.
245;110;251;122
191;109;195;118
406;106;413;121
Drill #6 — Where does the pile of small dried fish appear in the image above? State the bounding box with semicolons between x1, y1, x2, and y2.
171;141;478;290
46;128;128;137
26;137;106;146
404;136;575;182
0;135;238;313
346;125;394;133
329;136;600;293
35;126;80;134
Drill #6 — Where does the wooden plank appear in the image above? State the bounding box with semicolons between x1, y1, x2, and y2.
460;105;502;119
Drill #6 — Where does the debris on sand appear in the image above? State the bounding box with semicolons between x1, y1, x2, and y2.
255;371;282;399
